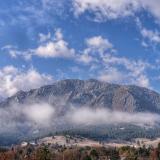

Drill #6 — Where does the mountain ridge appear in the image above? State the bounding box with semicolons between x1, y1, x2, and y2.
1;79;160;114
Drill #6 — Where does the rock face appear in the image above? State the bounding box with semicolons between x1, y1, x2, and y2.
1;79;160;113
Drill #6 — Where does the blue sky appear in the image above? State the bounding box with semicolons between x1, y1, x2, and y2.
0;0;160;97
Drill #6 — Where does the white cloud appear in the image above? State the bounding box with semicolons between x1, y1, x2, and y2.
141;28;160;44
75;36;151;88
86;36;113;51
69;107;160;126
2;31;153;89
35;29;75;58
86;38;152;88
0;103;55;134
0;0;67;28
98;67;125;83
141;41;149;48
141;0;160;22
0;66;54;98
35;41;75;58
39;32;51;43
24;103;55;126
2;45;33;60
77;36;114;64
85;36;115;56
0;103;159;135
136;18;160;49
73;0;139;21
99;70;150;88
2;45;19;58
77;52;94;64
99;54;151;88
73;0;160;22
136;75;150;88
102;54;150;76
3;29;75;60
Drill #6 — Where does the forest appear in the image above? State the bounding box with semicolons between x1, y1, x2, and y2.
0;142;160;160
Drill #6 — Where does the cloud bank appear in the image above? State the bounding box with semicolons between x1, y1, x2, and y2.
68;107;160;126
0;103;55;134
0;102;159;138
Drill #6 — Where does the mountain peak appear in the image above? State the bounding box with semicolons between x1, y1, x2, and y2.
0;79;160;113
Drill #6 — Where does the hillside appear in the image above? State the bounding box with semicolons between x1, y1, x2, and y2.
1;79;160;146
1;79;160;113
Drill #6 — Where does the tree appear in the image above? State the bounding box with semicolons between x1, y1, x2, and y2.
90;149;99;159
36;146;52;160
83;155;92;160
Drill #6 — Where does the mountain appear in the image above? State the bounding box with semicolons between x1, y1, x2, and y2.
1;79;160;145
1;79;160;113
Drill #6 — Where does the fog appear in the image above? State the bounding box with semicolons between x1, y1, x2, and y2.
24;103;55;126
68;107;160;126
0;103;160;135
0;103;55;134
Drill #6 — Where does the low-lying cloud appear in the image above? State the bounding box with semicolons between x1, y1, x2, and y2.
0;103;160;136
0;103;55;134
68;107;160;126
24;103;55;126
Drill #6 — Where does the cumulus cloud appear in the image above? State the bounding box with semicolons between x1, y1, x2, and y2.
4;34;114;66
0;66;54;98
77;36;114;64
35;29;75;58
3;30;153;88
77;52;94;64
39;32;51;43
73;0;160;22
98;67;125;83
86;36;113;52
73;0;139;21
83;37;151;87
136;75;150;88
136;18;160;49
0;0;67;28
141;0;160;21
98;53;151;88
141;28;160;44
98;68;150;88
69;107;160;126
3;29;75;60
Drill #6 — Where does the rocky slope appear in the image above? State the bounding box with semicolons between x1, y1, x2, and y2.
1;79;160;113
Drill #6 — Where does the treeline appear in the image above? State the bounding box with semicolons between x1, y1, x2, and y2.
1;124;160;146
57;124;160;141
1;143;160;160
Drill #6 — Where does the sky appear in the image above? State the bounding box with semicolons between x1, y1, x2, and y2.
1;0;160;98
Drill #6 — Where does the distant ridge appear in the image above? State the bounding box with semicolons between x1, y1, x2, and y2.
1;79;160;114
